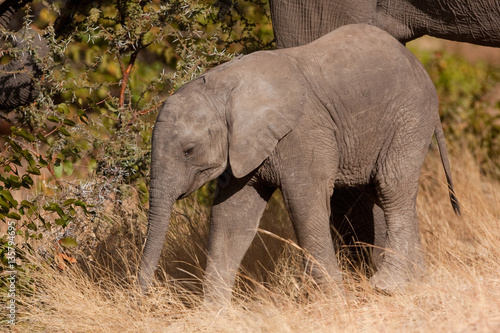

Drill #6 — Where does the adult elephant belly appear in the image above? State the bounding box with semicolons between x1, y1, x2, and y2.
375;0;500;46
269;0;500;48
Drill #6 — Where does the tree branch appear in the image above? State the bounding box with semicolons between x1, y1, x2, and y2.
119;50;139;108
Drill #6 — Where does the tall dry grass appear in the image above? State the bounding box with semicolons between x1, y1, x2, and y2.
13;147;500;332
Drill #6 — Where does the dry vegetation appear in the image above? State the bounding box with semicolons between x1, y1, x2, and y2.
12;146;500;332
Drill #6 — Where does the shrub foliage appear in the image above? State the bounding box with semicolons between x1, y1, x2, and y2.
0;0;272;284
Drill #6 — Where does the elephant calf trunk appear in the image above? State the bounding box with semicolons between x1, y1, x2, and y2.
138;194;175;293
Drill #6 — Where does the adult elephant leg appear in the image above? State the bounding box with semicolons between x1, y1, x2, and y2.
204;176;274;306
269;0;376;48
330;187;386;270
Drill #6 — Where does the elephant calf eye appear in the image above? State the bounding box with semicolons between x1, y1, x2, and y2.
184;147;194;157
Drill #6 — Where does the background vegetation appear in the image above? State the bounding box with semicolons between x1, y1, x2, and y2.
0;0;499;331
0;0;272;278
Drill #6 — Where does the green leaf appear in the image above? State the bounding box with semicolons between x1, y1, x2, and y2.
59;237;78;248
57;103;70;115
63;119;76;126
14;128;36;142
63;160;74;176
39;214;50;230
105;100;117;112
0;190;18;207
58;127;71;137
63;199;76;206
0;198;9;209
21;174;34;188
37;133;48;144
11;156;22;167
53;163;63;178
79;115;88;124
3;175;22;189
8;140;22;153
6;212;21;220
74;200;93;208
76;109;88;124
74;199;92;214
21;200;33;207
38;156;49;167
44;203;65;217
55;215;70;228
48;116;60;123
27;165;41;176
27;206;37;218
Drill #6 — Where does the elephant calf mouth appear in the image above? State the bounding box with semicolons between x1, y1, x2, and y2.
177;192;188;200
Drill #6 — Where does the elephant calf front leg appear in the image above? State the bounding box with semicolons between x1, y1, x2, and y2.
282;181;344;294
204;177;274;305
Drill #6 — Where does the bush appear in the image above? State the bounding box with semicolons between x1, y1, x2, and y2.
409;46;500;177
0;0;273;294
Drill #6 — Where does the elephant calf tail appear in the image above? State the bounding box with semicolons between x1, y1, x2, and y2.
434;123;461;216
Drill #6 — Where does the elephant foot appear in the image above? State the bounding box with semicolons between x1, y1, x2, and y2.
321;281;349;301
369;267;409;294
369;244;426;294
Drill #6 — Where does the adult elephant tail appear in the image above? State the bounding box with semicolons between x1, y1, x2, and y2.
435;123;461;216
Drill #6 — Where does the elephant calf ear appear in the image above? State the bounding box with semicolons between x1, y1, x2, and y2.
226;52;306;178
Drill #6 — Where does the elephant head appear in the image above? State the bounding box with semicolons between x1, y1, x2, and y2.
138;52;307;292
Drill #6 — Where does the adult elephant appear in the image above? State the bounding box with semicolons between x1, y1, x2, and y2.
268;0;500;48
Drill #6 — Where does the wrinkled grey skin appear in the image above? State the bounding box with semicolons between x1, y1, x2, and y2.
139;24;460;304
269;0;500;48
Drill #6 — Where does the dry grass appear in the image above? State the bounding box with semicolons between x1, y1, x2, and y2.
14;148;500;332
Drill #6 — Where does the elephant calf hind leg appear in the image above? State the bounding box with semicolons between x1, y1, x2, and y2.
370;179;425;293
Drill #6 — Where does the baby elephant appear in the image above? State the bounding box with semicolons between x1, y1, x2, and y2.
139;24;459;304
